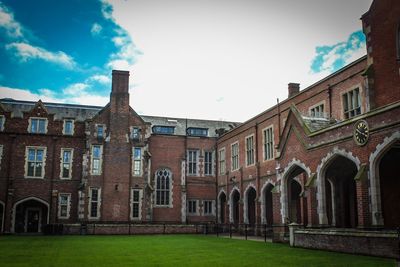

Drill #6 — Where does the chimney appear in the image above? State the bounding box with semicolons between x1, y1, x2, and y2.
112;70;129;93
288;83;300;98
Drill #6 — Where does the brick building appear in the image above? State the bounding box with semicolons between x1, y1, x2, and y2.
0;0;399;256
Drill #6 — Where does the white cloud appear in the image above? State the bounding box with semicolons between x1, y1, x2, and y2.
63;83;88;95
91;23;102;36
0;86;60;103
88;74;111;84
0;2;23;39
5;42;76;69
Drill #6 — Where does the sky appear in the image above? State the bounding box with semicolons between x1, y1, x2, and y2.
0;0;372;122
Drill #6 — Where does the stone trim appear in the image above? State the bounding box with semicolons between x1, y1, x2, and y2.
27;117;48;134
88;187;101;220
62;119;75;136
130;188;143;221
24;146;47;179
58;193;72;219
260;179;275;224
217;189;227;223
60;148;74;179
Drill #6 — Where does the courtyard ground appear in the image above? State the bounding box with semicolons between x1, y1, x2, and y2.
0;235;396;267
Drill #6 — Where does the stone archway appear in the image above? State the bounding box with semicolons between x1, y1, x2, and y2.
260;181;275;226
229;187;240;224
317;148;360;226
218;190;227;224
243;184;256;225
369;131;400;227
12;197;49;233
280;159;310;225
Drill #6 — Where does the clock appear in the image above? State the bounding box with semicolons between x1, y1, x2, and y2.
353;120;369;146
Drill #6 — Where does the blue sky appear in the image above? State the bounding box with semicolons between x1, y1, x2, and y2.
0;0;372;121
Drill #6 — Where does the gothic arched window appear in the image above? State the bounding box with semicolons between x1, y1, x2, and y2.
155;168;172;206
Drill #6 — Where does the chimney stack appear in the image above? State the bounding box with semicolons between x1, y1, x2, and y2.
112;70;129;93
288;83;300;98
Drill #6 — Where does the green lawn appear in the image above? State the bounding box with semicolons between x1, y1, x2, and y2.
0;235;396;267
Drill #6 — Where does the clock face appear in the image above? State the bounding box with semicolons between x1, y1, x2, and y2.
354;120;369;146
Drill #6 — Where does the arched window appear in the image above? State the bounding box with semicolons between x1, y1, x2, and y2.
155;168;171;206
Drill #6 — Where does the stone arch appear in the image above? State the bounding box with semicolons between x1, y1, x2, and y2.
369;131;400;226
0;200;4;233
279;159;311;224
12;197;49;233
243;183;256;224
316;147;360;225
229;186;240;223
260;179;275;224
217;189;227;224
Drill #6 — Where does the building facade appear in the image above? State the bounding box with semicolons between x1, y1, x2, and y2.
0;0;399;243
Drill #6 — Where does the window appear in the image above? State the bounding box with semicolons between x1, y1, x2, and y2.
96;125;105;138
25;147;46;178
60;149;73;179
263;127;274;160
29;118;47;134
188;200;198;214
310;104;325;118
343;88;361;119
63;119;74;135
131;189;142;220
89;187;101;219
0;115;5;131
58;194;71;219
231;142;239;171
187;150;198;175
152;126;175;135
203;200;214;215
91;145;102;175
187;127;208;137
155;168;171;206
204;151;213;176
219;148;226;175
131;127;141;140
246;135;255;166
132;147;142;176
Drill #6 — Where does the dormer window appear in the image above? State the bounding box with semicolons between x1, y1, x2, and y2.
63;119;74;135
152;125;175;135
187;127;208;137
29;118;47;134
97;124;104;139
0;115;5;131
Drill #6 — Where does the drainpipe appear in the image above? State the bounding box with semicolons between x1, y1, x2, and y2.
277;98;281;136
4;134;16;233
328;84;332;119
50;137;58;224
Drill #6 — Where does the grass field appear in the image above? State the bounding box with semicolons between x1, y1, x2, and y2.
0;235;396;267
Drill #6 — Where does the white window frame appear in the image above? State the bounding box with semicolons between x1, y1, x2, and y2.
28;117;48;134
204;151;213;176
130;189;143;220
90;145;103;175
245;134;255;167
342;85;362;119
187;199;199;215
154;168;173;208
0;115;5;131
60;148;73;179
308;101;326;118
132;147;143;176
218;148;226;175
58;193;71;219
24;146;47;179
263;125;274;161
130;127;141;141
88;187;101;220
187;149;199;176
231;142;239;171
203;200;215;216
62;119;75;136
95;124;106;139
